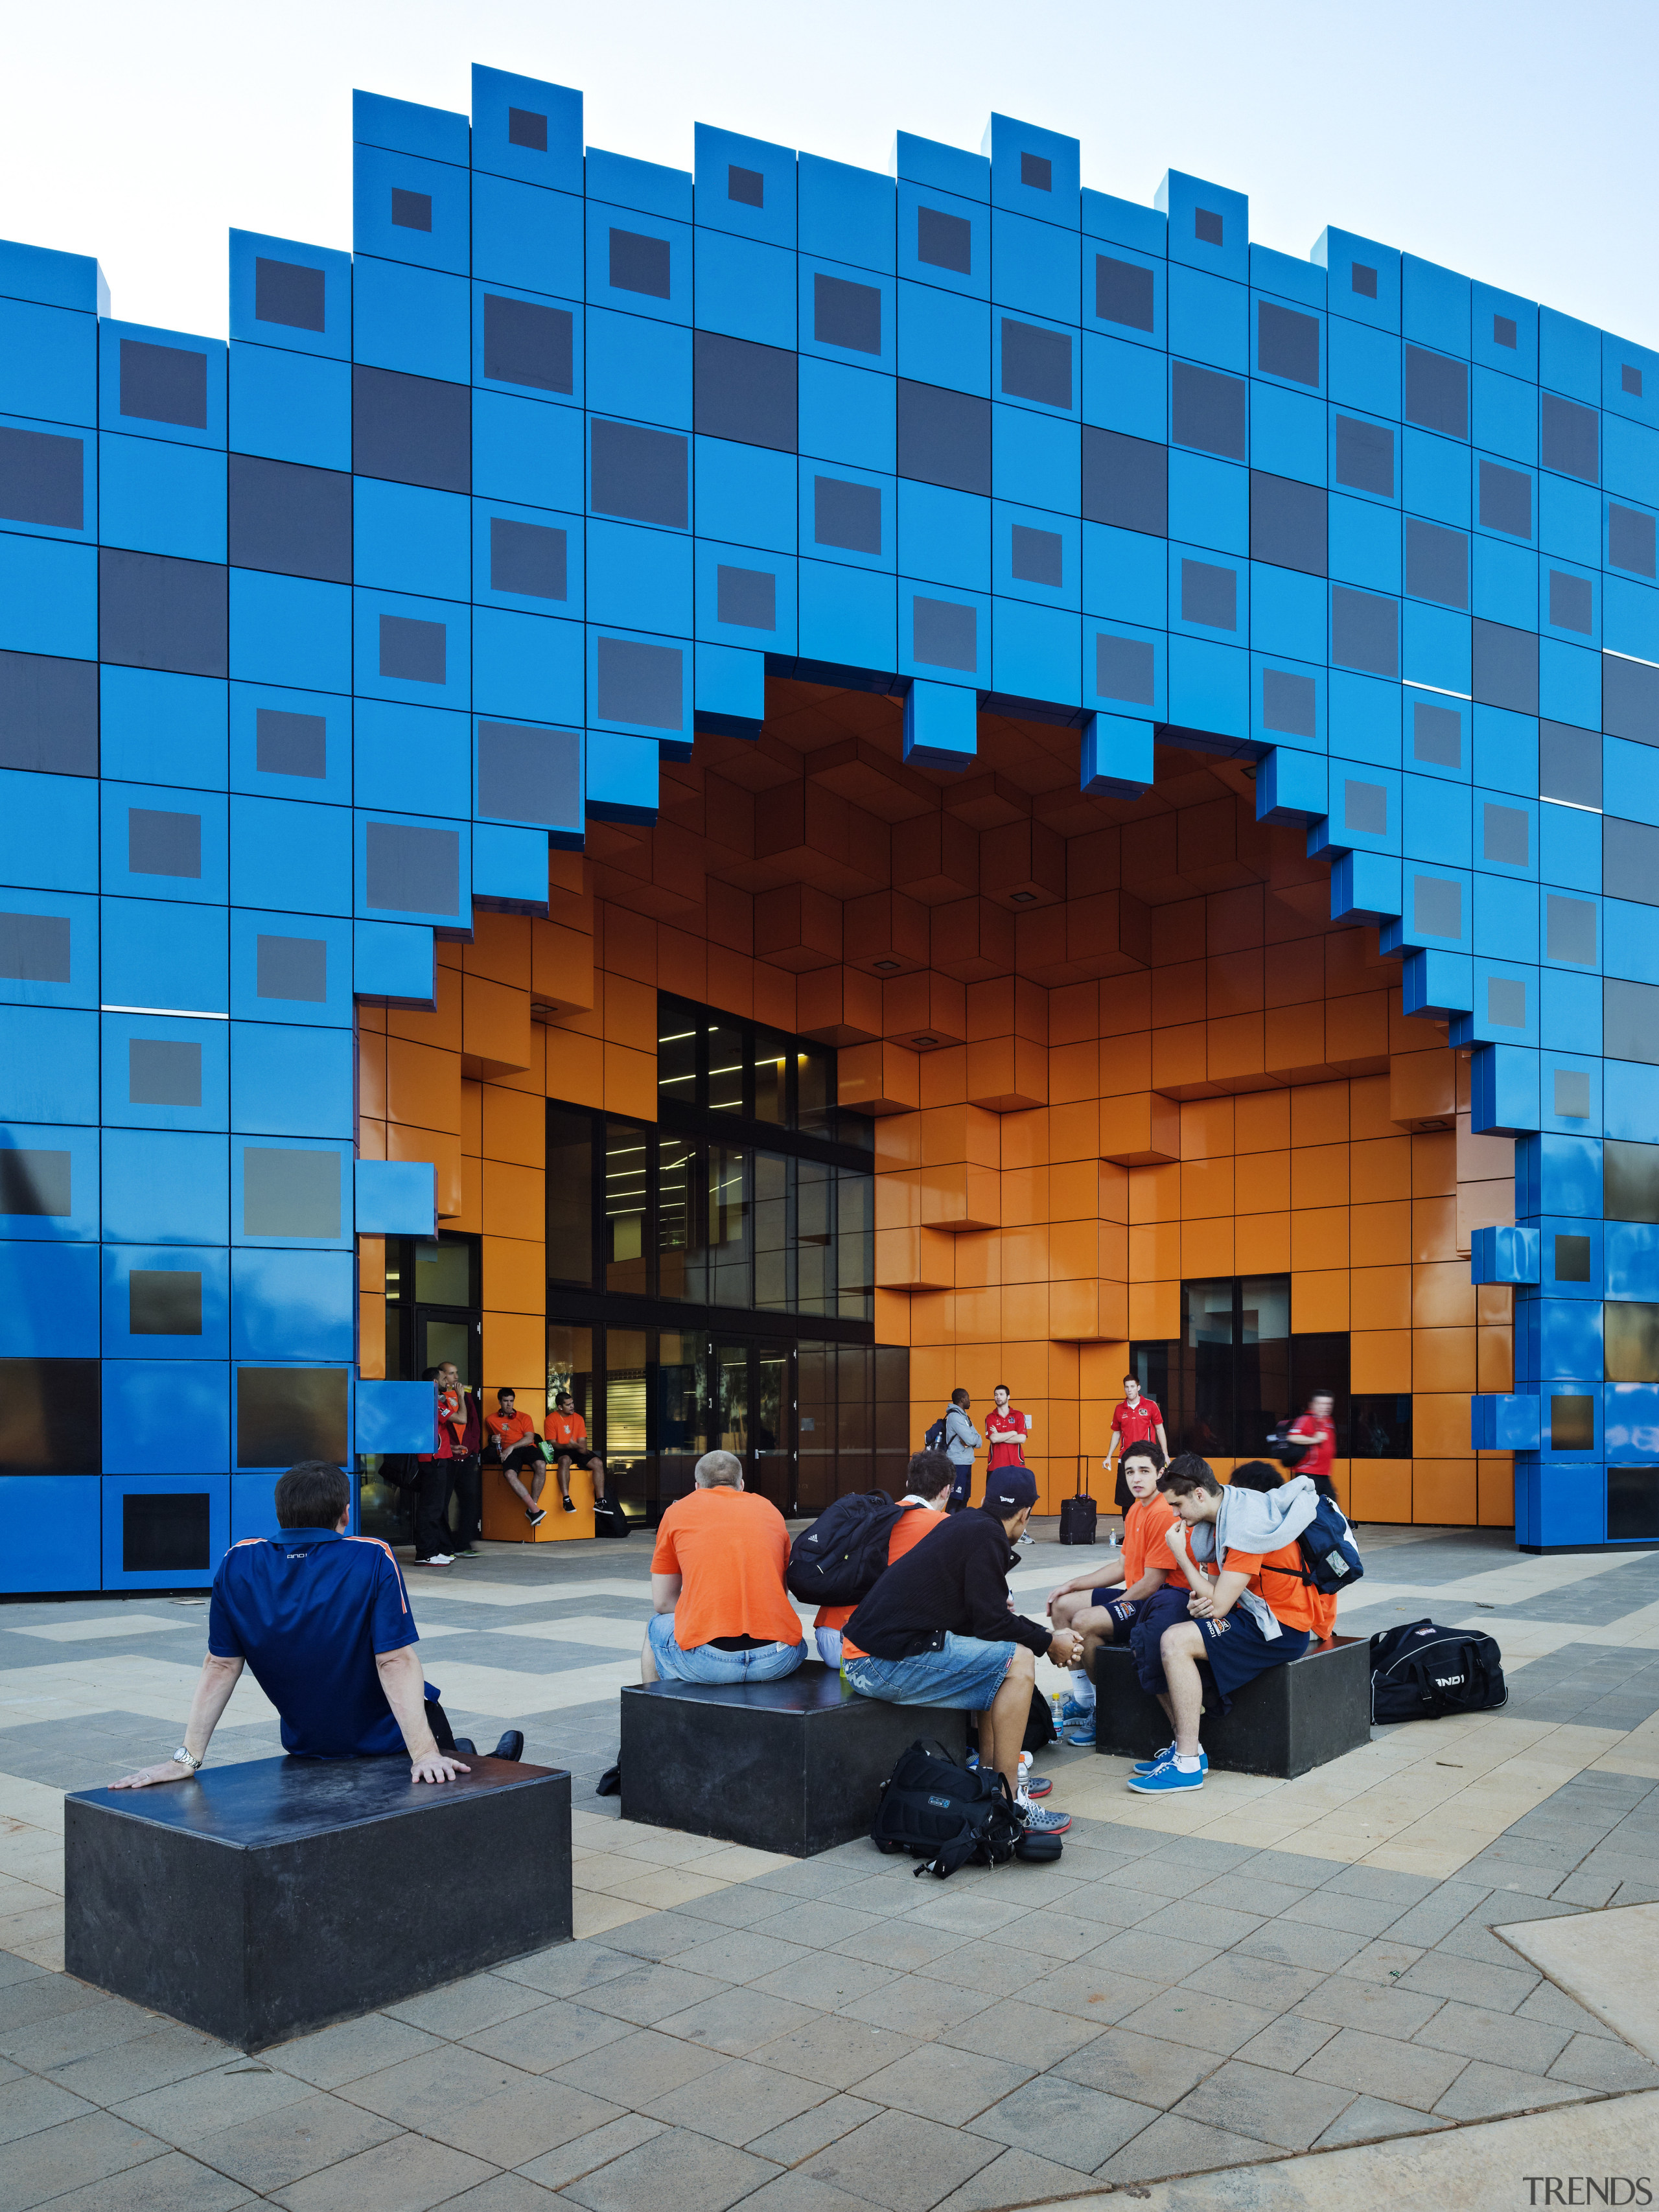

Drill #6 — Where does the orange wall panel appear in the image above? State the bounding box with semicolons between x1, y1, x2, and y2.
1413;1391;1474;1456
1413;1460;1478;1524
482;1084;544;1167
483;1234;546;1314
482;1310;546;1387
481;1159;544;1240
1234;1212;1291;1273
1350;1461;1413;1522
1351;1329;1411;1391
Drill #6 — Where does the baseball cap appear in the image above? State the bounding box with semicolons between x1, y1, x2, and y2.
987;1466;1038;1513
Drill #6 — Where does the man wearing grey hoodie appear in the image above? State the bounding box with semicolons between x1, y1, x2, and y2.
1124;1454;1324;1796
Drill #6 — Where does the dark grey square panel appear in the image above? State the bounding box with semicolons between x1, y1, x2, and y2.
815;274;881;356
1555;1069;1592;1119
481;295;574;395
1493;314;1518;350
0;1356;99;1470
1472;618;1538;714
1610;504;1657;578
1540;720;1600;808
351;366;470;493
1096;633;1155;706
242;1149;342;1239
1607;978;1659;1064
813;474;881;553
1082;426;1166;535
1344;778;1387;835
1623;364;1645;399
1010;524;1062;587
896;379;990;496
1413;700;1463;767
255;706;327;779
364;821;460;915
1351;264;1378;299
715;564;776;629
1413;875;1462;939
120;338;208;430
389;188;432;231
728;165;764;207
128;807;202;879
99;549;228;679
590;417;688;528
1095;255;1154;332
0;648;98;775
1181;557;1236;631
1547;894;1596;966
0;424;84;529
609;227;671;299
1257;301;1319;386
489;517;566;600
1606;816;1659;906
378;614;447;684
1404;344;1468;438
1262;667;1316;738
1193;207;1224;246
1483;802;1530;867
1548;569;1593;634
1172;360;1246;459
508;106;548;150
917;206;972;275
237;1366;349;1468
476;719;581;824
1551;1393;1594;1450
1332;585;1398;677
227;454;352;583
1334;413;1393;496
1479;458;1533;539
124;1493;210;1573
129;1269;203;1336
1610;1467;1659;1541
1020;151;1052;191
0;911;71;982
912;597;976;672
595;636;684;731
1542;392;1599;483
1406;517;1468;607
1607;1138;1659;1220
0;1149;71;1215
255;256;326;333
129;1038;201;1106
1603;652;1659;745
1488;977;1527;1029
1250;471;1326;576
1000;319;1071;408
256;934;327;1003
693;330;796;452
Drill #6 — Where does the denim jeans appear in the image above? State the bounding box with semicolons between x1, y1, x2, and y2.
647;1611;807;1683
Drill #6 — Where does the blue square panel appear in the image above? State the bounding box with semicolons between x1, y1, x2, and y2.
100;1012;230;1133
100;1473;229;1589
102;1245;229;1359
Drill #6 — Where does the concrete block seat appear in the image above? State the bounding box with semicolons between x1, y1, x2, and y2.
621;1659;968;1857
1091;1633;1371;1778
65;1752;571;2052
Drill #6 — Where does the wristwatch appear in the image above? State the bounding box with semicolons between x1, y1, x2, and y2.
172;1746;202;1774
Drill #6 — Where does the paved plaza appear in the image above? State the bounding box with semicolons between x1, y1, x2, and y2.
2;1522;1659;2207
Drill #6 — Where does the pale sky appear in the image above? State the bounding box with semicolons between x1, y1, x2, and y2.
1;0;1653;349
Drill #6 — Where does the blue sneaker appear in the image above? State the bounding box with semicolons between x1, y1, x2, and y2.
1060;1715;1096;1746
1131;1743;1177;1773
1126;1757;1206;1795
1023;1773;1052;1799
1057;1695;1093;1726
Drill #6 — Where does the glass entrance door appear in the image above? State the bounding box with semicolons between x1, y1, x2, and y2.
753;1346;794;1513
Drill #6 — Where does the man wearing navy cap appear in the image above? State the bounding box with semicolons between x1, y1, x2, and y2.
110;1460;523;1790
841;1463;1077;1837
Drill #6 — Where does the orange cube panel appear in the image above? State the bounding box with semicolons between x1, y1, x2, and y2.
966;1036;1047;1112
796;965;885;1045
1181;1217;1235;1277
1351;1265;1411;1330
876;1226;955;1290
1390;1048;1457;1129
483;1466;596;1543
603;1042;657;1121
481;1084;544;1167
1234;1212;1291;1272
840;1040;921;1115
1292;1270;1349;1331
1351;1329;1412;1391
386;1038;461;1135
1413;1392;1475;1456
1413;1327;1476;1392
482;1234;547;1314
531;917;595;1015
754;882;844;971
1350;1461;1412;1522
920;1162;1000;1231
1413;1459;1478;1525
1129;1279;1180;1340
921;1103;1000;1169
462;972;533;1078
844;889;931;974
1478;1457;1515;1526
1413;1261;1476;1329
481;1158;544;1239
482;1309;545;1386
884;970;968;1048
1100;1092;1181;1167
931;896;1014;980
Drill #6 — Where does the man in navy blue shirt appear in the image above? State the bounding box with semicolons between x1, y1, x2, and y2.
111;1461;522;1789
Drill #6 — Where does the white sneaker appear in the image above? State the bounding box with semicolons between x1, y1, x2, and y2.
419;1552;454;1566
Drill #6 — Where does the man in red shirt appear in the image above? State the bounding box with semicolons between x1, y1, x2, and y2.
1105;1376;1168;1513
413;1362;481;1566
1286;1393;1336;1485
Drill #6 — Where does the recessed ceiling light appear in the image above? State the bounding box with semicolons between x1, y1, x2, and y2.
911;1035;938;1048
1010;890;1037;903
872;959;901;973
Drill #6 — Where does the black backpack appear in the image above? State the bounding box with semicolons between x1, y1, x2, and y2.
1369;1618;1508;1723
871;1740;1027;1878
786;1489;903;1605
923;1411;951;1452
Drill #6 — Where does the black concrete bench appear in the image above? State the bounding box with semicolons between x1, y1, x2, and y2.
621;1660;968;1857
1091;1634;1371;1778
65;1753;570;2053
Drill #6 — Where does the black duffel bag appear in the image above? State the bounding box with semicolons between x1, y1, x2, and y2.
1369;1618;1507;1723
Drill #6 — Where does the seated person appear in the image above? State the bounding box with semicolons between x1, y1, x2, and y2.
485;1388;550;1528
815;1449;953;1670
109;1459;523;1789
1046;1442;1205;1744
1225;1456;1347;1642
840;1465;1077;1835
643;1450;807;1683
1126;1454;1321;1797
546;1391;609;1515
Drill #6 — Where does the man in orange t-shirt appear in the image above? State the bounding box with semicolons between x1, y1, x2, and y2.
815;1450;952;1669
485;1390;551;1528
545;1391;609;1515
642;1450;807;1684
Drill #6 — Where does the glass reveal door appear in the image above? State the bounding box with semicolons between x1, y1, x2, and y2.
753;1346;794;1513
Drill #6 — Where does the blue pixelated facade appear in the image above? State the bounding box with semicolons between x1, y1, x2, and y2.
1;63;1656;1587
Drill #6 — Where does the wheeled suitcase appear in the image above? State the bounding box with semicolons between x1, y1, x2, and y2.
1058;1456;1098;1546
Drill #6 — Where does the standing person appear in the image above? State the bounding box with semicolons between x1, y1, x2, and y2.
1284;1391;1337;1491
546;1390;609;1515
412;1362;480;1566
814;1450;953;1670
641;1450;806;1683
941;1388;981;1514
1105;1374;1168;1516
984;1384;1033;1471
485;1388;550;1529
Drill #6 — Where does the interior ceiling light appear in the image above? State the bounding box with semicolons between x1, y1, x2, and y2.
911;1034;938;1048
872;959;901;973
1009;889;1037;903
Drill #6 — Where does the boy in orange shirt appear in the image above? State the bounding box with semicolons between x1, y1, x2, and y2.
815;1449;953;1669
544;1390;609;1515
485;1389;550;1529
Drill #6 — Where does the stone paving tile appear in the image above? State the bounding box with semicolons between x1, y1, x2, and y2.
748;1951;896;2010
743;2092;881;2167
380;1972;549;2040
1310;2093;1451;2148
272;2132;495;2212
0;2108;167;2212
1317;1865;1440;1907
1295;1974;1444;2039
1065;1926;1218;1985
114;2060;315;2145
1396;1948;1541;2013
4;1990;159;2073
1092;2111;1279;2185
1169;2055;1355;2151
1282;1887;1408;1939
1134;1900;1266;1949
460;1999;636;2074
1232;1920;1370;1973
1337;1937;1427;1985
853;2043;1032;2127
1003;1909;1113;1964
550;2025;726;2106
1227;2012;1340;2074
1113;1986;1279;2060
1548;2032;1659;2092
432;2178;562;2212
267;2014;444;2091
568;1961;732;2027
749;2013;920;2092
800;2108;1001;2211
963;2071;1159;2174
1232;1850;1357;1891
672;1886;800;1933
655;1985;821;2058
515;2113;666;2191
1178;1951;1324;2016
47;2148;259;2212
491;1945;640;2001
734;2176;885;2212
837;1974;995;2042
1052;2025;1215;2109
757;1903;886;1951
935;1998;1104;2071
0;2065;92;2145
597;1915;714;1964
1192;1877;1314;1920
1297;2025;1469;2112
668;1930;819;1987
1432;2056;1586;2121
927;2145;1103;2212
189;2090;402;2191
831;1922;973;1974
642;2055;831;2147
0;1973;108;2050
1411;1997;1572;2075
